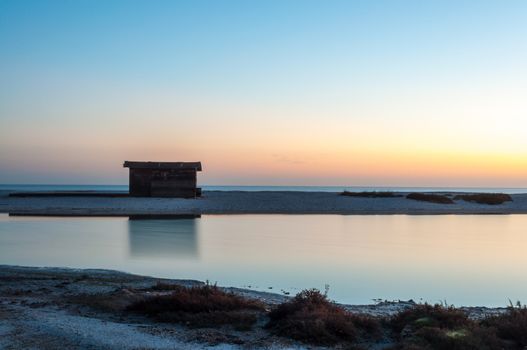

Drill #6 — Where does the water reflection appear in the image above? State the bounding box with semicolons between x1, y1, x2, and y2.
127;218;199;259
3;214;527;306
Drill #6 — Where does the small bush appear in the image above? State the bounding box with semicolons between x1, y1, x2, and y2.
127;284;265;329
390;304;502;350
406;193;454;204
391;304;469;333
267;289;380;345
406;325;502;350
340;191;402;198
483;302;527;347
453;193;512;205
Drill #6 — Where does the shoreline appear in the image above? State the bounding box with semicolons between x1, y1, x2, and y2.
2;190;527;216
0;265;509;349
0;264;509;314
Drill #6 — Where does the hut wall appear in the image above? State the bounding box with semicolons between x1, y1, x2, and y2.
129;168;152;196
129;168;198;198
150;169;197;198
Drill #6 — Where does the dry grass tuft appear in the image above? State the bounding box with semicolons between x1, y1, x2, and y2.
453;193;512;205
482;302;527;347
390;304;502;350
340;191;402;198
403;325;502;350
127;284;265;329
59;286;527;348
266;289;380;345
406;193;454;204
391;304;469;333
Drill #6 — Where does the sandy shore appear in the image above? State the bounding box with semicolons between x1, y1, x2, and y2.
0;265;506;349
1;191;527;216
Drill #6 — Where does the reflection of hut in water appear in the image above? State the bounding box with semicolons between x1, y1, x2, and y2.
127;219;198;259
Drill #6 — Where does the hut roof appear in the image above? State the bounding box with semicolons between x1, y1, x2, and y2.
123;161;202;171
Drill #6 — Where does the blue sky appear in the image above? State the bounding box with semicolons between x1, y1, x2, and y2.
1;0;526;185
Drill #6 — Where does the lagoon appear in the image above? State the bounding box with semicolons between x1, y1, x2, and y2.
0;213;525;307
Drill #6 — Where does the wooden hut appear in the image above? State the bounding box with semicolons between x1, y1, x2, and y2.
123;161;202;198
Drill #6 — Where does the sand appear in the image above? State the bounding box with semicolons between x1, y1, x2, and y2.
1;191;527;216
0;265;291;350
0;265;506;350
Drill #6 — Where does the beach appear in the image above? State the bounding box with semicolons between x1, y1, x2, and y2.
2;191;527;216
0;265;507;350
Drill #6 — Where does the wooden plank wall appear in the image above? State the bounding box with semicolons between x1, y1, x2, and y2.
129;168;198;198
129;168;152;196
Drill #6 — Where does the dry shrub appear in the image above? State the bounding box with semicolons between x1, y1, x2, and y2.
453;193;512;205
340;191;402;198
391;304;470;333
406;326;502;350
127;284;265;329
267;289;380;345
406;193;454;204
483;302;527;347
391;304;502;350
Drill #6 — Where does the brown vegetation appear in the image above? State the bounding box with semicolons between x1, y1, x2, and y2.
341;191;402;198
67;285;527;348
266;289;380;345
391;304;469;333
389;304;502;350
127;283;265;329
406;193;454;204
454;193;513;205
483;302;527;347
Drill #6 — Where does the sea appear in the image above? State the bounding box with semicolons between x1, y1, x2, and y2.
1;184;526;194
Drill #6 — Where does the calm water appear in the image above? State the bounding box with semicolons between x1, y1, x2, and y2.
1;214;526;306
1;184;527;194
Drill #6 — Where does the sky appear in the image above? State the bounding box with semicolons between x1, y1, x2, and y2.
1;0;527;186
